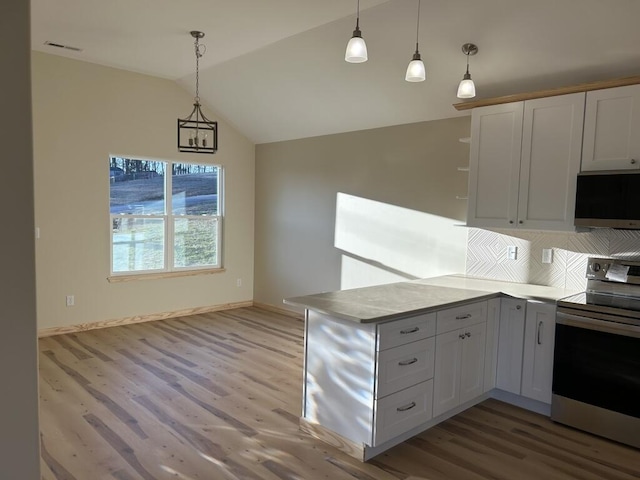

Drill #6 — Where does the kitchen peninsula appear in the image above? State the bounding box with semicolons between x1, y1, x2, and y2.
285;275;576;461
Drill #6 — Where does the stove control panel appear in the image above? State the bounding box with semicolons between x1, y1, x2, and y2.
586;257;640;285
586;259;609;280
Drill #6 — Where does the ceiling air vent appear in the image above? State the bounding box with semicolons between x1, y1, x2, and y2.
44;41;83;52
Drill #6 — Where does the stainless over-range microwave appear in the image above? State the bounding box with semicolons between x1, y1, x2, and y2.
574;170;640;229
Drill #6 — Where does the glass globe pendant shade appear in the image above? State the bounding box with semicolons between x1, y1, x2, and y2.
405;53;426;82
457;73;476;99
345;31;368;63
457;44;478;99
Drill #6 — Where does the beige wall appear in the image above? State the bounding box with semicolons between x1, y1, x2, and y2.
255;117;471;310
0;0;41;477
32;52;255;330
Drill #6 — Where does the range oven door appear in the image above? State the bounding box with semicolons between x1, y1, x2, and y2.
552;310;640;448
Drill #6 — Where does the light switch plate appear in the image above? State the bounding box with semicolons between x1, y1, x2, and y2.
507;245;517;260
542;248;553;264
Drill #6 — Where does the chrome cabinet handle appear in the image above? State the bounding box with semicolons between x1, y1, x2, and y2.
516;305;522;310
465;332;471;337
459;334;466;339
398;357;418;366
537;321;543;345
519;220;524;224
400;327;419;334
456;314;472;320
631;159;637;164
509;220;514;224
397;402;416;412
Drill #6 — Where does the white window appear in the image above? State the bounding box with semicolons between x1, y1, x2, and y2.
109;156;222;275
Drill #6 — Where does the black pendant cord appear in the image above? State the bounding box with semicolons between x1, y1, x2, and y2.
414;0;421;55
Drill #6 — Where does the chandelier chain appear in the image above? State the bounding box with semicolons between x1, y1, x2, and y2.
194;36;205;103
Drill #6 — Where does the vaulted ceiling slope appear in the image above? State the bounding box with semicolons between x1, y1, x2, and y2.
32;0;640;144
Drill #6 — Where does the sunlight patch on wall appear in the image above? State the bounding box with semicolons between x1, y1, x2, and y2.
335;193;467;290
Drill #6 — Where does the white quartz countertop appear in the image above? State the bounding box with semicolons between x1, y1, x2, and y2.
284;274;579;323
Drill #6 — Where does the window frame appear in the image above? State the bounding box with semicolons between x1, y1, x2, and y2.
108;155;223;278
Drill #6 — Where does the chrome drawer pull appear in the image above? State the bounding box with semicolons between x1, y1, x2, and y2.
400;327;419;334
398;357;418;366
465;332;471;337
396;402;416;412
459;334;466;339
455;314;472;320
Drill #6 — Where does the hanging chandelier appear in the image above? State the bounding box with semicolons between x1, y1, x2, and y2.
178;30;218;154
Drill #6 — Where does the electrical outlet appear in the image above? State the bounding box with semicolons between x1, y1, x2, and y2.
236;278;242;287
507;245;518;260
66;295;75;307
542;248;554;264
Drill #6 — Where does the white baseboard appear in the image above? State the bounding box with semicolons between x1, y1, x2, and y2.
38;300;254;337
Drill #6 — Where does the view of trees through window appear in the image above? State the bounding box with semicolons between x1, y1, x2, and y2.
109;157;221;274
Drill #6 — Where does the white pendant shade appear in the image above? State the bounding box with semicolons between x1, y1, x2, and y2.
405;59;426;82
457;78;476;98
345;36;368;63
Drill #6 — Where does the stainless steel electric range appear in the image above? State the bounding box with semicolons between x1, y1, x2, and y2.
553;257;640;449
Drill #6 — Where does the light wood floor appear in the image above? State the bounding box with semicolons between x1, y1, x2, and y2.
39;307;640;480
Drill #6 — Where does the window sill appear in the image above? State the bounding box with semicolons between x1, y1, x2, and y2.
107;268;225;283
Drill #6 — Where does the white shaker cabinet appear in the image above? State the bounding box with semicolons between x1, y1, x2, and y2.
496;299;556;405
432;302;487;417
496;298;526;394
582;84;640;171
521;302;556;403
467;93;585;231
467;102;523;229
304;310;436;451
483;298;501;392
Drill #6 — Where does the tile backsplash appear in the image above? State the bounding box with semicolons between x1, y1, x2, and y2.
466;228;640;291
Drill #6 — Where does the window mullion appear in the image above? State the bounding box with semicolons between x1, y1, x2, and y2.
166;165;173;271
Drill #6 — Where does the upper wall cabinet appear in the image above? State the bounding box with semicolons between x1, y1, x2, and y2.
467;93;585;231
582;84;640;171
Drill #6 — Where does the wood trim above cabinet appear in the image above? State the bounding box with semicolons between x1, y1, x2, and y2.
453;75;640;111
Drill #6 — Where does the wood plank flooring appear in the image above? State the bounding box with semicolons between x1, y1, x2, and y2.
39;307;640;479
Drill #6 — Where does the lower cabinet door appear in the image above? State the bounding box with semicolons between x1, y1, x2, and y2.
433;329;463;417
496;298;526;394
460;322;487;404
521;302;556;403
372;380;433;446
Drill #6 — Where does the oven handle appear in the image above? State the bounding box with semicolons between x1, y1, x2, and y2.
556;311;640;338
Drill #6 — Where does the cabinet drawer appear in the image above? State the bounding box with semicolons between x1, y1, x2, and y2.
376;337;435;399
373;380;433;446
377;313;436;351
436;302;487;335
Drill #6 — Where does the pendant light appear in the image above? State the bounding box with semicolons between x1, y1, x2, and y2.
178;31;218;154
405;0;425;82
345;0;368;63
457;43;478;99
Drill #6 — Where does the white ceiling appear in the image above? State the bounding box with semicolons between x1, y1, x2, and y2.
32;0;640;144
